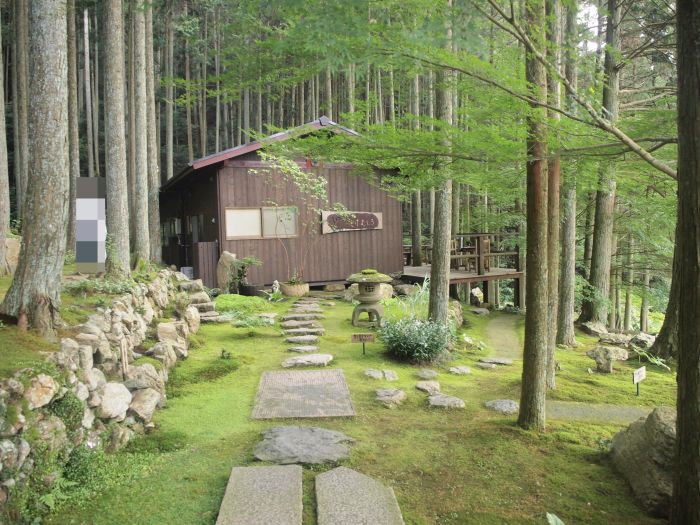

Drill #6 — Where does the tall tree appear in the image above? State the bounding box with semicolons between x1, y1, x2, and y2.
165;0;175;179
0;16;9;275
670;0;700;520
578;0;621;326
133;1;150;262
104;0;131;276
518;0;548;431
83;8;96;178
66;0;79;252
410;74;422;267
427;0;453;325
13;0;29;217
145;3;161;262
1;0;69;338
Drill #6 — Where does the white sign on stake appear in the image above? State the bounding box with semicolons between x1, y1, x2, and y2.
633;366;646;396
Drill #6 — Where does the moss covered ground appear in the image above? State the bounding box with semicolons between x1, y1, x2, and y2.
43;298;673;525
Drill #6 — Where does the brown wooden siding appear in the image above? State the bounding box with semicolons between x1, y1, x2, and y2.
193;241;219;288
217;164;403;285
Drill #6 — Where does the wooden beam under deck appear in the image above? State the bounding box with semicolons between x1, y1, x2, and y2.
402;265;524;285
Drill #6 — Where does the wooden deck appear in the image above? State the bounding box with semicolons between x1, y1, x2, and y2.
402;265;524;285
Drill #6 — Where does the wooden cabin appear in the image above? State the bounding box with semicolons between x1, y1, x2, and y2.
160;117;404;288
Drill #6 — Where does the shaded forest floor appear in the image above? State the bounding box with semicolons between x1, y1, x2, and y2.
38;298;674;525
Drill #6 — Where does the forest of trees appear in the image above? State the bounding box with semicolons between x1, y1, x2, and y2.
0;0;698;517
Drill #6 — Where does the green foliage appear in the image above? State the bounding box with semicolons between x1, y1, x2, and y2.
382;278;430;321
262;288;285;302
167;357;240;397
63;278;135;296
227;256;263;292
125;431;188;454
214;294;269;314
48;391;85;431
380;316;454;363
64;446;107;486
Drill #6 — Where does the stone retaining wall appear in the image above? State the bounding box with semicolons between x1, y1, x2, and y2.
0;269;203;508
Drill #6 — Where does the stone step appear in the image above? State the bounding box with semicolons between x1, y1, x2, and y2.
215;465;302;525
287;345;319;353
194;301;216;313
280;320;322;329
281;313;325;322
283;328;325;336
315;467;405;525
282;354;333;368
285;335;319;344
199;312;222;323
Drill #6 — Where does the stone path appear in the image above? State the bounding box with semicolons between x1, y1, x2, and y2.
215;465;302;525
484;313;522;360
251;369;355;419
316;467;405;525
547;400;651;424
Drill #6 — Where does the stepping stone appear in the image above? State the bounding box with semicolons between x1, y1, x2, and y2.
288;345;319;353
376;388;407;408
479;357;514;366
417;369;438;379
252;370;355;419
321;301;336;307
416;381;440;395
476;362;497;370
194;301;216;313
428;394;465;409
282;354;333;368
383;370;399;381
258;313;278;321
365;369;384;380
215;465;302;525
470;307;490;316
284;328;325;336
286;335;319;344
281;313;325;321
253;426;354;464
449;366;472;375
316;467;405;525
280;320;321;329
484;399;519;415
200;312;222;323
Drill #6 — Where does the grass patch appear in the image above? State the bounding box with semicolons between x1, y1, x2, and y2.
46;304;669;525
0;324;58;377
125;430;189;454
167;356;242;398
214;294;269;314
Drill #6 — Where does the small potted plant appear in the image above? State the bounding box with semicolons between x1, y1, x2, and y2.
227;256;263;295
279;271;309;297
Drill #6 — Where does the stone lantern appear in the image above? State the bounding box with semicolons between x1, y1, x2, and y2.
346;269;393;327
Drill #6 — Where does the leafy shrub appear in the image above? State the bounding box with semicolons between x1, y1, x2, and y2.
64;446;107;486
215;294;269;314
63;278;134;296
380;316;454;363
383;278;430;321
48;391;84;431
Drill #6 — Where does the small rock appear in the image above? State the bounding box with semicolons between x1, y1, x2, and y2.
288;345;319;353
484;399;519;415
183;305;201;334
470;307;490;316
416;381;441;395
74;382;89;402
375;388;407;408
151;342;178;369
24;374;58;409
285;335;319;344
479;357;513;366
428;394;465;409
476;362;497;370
253;426;354;464
364;369;384;380
106;425;133;453
282;354;333;368
0;440;18;469
383;370;399;381
631;333;656;349
82;408;95;429
587;345;629;373
34;416;68;451
449;366;472;375
417;369;438;379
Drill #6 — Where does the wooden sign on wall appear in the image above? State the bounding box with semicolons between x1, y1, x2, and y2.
322;211;383;234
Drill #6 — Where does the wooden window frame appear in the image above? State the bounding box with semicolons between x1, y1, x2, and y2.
224;206;299;240
261;206;298;239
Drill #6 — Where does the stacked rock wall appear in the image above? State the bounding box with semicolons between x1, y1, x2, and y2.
0;270;203;508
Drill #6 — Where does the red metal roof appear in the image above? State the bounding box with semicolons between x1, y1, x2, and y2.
162;116;358;191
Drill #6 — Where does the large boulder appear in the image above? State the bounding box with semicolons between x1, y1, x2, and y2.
611;407;674;517
96;383;132;420
587;345;629;373
217;251;237;290
631;333;656;350
151;342;178;369
33;415;68;452
24;374;58;409
599;333;632;347
128;388;161;423
123;363;165;396
579;321;608;337
183;305;201;334
80;368;107;392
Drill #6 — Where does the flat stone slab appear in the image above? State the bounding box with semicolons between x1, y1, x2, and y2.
215;465;302;525
258;313;278;321
417;369;438;379
383;370;399;381
416;381;440;395
280;320;322;329
479;357;514;366
291;305;322;312
470;307;490;315
376;388;407;408
449;366;472;375
284;328;325;336
485;399;519;415
282;354;333;368
476;362;497;370
285;335;319;344
365;369;399;381
316;467;405;525
281;313;325;321
253;426;354;464
252;370;355;419
288;345;319;353
428;394;465;409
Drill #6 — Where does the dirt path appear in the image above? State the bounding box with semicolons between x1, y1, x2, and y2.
547;401;650;424
484;313;522;360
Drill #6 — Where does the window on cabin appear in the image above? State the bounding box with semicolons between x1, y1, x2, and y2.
225;208;262;239
262;207;298;238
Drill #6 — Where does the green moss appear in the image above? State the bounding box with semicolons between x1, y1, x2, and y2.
214;294;269;314
133;356;164;371
125;430;188;454
48;391;84;431
0;325;58;377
